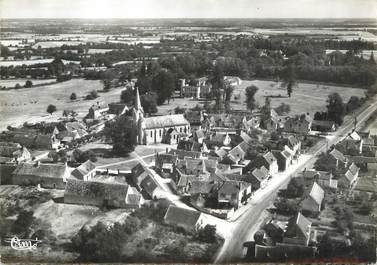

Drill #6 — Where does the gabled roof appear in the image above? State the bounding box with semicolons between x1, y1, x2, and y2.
287;135;300;147
13;163;67;179
188;181;215;194
349;163;359;175
264;152;277;165
65;178;129;200
308;182;324;206
293;212;311;240
330;148;347;163
252;166;269;181
108;103;128;115
164;205;202;229
144;114;189;129
240;131;254;145
349;131;361;141
303;170;332;181
71;160;96;179
218;180;250;194
140;175;158;196
228;145;246;161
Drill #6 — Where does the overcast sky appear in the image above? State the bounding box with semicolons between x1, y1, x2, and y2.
1;0;376;19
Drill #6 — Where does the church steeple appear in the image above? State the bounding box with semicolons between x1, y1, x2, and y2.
135;87;143;113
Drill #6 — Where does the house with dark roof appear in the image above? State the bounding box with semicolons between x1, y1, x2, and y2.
283;114;312;135
339;163;359;189
252;152;278;175
283;212;313;246
209;133;231;147
12;162;70;189
243;242;316;262
272;149;293;171
163;205;206;231
303;169;338;189
108;103;128;116
0;142;31;164
217;180;251;208
329;148;348;169
131;163;155;188
70;160;97;181
245;166;270;190
34;134;60;149
155;153;178;174
64;178;142;208
140;175;159;199
87;102;109;119
264;109;284;131
300;182;324;214
311;120;337;132
351;177;377;200
185;111;204;132
341;131;363;154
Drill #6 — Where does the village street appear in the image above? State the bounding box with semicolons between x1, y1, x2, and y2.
213;96;377;263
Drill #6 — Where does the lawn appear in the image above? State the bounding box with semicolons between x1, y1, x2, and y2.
0;78;125;131
232;80;365;117
0;78;56;88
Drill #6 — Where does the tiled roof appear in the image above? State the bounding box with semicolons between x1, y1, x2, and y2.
140;175;158;196
330;148;347;163
264;152;277;164
144;114;189;129
349;163;359;175
164;205;202;229
71;160;96;179
65;178;128;200
252;166;269;181
188;181;215;194
295;212;312;240
309;182;324;206
13;163;67;179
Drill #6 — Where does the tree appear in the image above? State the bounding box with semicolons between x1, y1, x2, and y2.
70;92;77;100
224;84;234;102
104;115;136;156
281;64;297;97
24;80;33;88
152;70;175;105
346;96;362;114
120;89;135;104
11;210;35;237
210;63;226;113
275;103;291;115
73;149;97;163
14;83;22;89
197;225;217;243
326;93;345;125
46;104;57;115
245;85;259;112
86;90;98;100
141;93;158;114
314;152;337;172
174;106;185;114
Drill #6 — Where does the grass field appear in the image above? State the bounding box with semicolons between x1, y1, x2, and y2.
0;78;56;88
232;80;365;116
0;78;124;131
0;58;54;67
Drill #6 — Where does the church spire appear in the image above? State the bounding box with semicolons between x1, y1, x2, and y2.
135;87;143;112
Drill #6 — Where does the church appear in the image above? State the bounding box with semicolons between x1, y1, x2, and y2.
132;88;191;145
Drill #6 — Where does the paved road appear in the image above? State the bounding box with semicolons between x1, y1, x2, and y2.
214;98;377;263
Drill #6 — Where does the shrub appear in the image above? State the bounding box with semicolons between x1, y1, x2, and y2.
70;92;77;100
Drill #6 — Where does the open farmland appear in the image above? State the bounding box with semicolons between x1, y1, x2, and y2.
0;58;53;67
232;80;365;116
0;78;56;88
0;78;125;131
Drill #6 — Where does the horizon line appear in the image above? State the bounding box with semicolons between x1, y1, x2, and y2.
1;17;377;20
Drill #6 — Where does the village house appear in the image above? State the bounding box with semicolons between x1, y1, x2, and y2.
345;155;377;172
351;177;377;200
163;205;206;231
252;152;279;175
283;212;313;246
311;120;337;132
339;163;359;189
0;142;31;164
242;116;260;132
217;180;251;208
300;182;325;215
192;129;206;144
264;109;284;131
180;77;212;99
70;160;97;181
207;133;232;147
272;149;293;171
64;178;142;209
108;103;129;116
282;135;301;155
12;162;70;189
155;152;178;174
87;102;109;120
329;148;348;169
58;121;88;143
303;169;338;189
177;139;209;153
245;166;270;190
185;111;205;132
283;114;312;135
